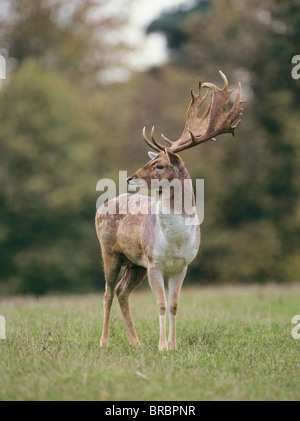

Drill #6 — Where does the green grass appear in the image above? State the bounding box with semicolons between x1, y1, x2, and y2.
0;284;299;401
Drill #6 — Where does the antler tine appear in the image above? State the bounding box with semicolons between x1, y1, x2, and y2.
143;126;174;151
160;133;173;145
202;70;231;93
228;82;246;136
151;126;167;151
219;70;229;90
231;119;242;134
142;127;161;152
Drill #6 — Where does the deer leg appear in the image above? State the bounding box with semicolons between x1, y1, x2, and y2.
148;265;168;351
168;267;187;350
100;252;122;348
116;265;146;347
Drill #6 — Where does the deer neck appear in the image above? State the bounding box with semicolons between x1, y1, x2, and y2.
156;165;197;234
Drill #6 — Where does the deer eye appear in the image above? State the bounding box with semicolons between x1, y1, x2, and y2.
156;164;164;170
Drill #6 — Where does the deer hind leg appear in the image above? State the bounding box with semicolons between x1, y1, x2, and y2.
148;265;168;351
168;267;187;350
116;265;146;347
100;252;122;348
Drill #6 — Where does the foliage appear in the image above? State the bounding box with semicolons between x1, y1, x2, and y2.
0;60;102;294
146;0;209;53
0;0;299;294
0;0;129;87
148;0;300;283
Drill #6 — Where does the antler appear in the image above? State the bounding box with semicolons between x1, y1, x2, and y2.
143;70;246;154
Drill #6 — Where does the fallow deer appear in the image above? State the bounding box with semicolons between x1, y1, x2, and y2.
95;71;245;350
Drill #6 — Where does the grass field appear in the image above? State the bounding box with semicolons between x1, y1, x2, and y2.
0;284;299;401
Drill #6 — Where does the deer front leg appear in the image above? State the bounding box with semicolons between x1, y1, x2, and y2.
100;283;116;348
168;267;187;350
148;265;168;351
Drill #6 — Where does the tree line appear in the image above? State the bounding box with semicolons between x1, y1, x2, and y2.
0;0;299;294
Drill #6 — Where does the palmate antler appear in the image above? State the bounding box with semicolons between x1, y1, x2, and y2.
143;71;246;154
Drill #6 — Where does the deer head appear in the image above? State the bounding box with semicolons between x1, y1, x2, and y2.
127;150;185;188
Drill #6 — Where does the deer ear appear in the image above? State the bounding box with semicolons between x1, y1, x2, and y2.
148;151;158;160
165;149;181;168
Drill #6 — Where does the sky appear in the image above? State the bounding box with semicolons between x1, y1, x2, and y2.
127;0;195;69
100;0;195;81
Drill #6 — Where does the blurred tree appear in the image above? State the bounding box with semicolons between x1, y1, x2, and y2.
0;60;104;294
1;0;299;295
147;0;300;282
147;0;209;56
0;0;129;87
0;0;133;295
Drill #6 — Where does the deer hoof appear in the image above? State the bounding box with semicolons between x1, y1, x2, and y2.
159;343;169;352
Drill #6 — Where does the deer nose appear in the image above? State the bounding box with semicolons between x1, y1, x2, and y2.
127;176;134;184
